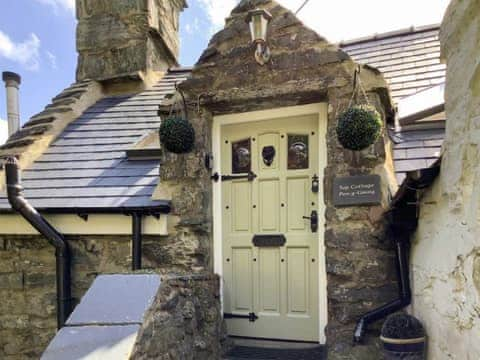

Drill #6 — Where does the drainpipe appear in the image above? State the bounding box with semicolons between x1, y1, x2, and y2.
353;231;411;343
132;213;143;270
4;157;72;329
353;164;440;344
2;72;21;136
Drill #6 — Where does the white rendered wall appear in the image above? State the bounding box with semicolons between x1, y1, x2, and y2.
410;1;480;358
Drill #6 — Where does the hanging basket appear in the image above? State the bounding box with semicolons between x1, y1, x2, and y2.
159;86;195;154
336;67;383;151
336;105;382;151
159;116;195;154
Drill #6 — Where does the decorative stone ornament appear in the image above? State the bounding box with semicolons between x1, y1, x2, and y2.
336;105;383;151
246;8;272;65
159;116;195;154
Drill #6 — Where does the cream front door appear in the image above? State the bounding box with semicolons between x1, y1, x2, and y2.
221;114;321;342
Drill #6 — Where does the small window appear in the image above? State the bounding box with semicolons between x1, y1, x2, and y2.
232;138;251;173
288;134;309;170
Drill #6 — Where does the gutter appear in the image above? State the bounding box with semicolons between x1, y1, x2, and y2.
0;204;171;215
353;160;441;343
4;157;72;329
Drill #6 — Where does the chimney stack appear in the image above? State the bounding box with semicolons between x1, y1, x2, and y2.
2;71;21;136
76;0;187;83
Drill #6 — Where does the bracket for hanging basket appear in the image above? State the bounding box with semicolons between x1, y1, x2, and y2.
336;66;383;151
159;84;195;154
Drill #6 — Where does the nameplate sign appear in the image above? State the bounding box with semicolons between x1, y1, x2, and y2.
333;175;382;206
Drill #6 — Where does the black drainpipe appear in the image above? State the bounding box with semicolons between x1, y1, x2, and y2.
5;157;72;329
353;229;411;343
132;213;143;271
353;164;441;344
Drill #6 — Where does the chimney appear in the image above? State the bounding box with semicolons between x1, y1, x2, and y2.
76;0;187;83
2;71;21;136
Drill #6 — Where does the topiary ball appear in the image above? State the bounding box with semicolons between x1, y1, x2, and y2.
336;105;383;151
159;116;195;154
381;313;425;340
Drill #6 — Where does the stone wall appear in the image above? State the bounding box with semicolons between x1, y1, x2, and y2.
177;0;398;358
0;232;205;359
410;0;480;358
131;274;228;359
76;0;186;82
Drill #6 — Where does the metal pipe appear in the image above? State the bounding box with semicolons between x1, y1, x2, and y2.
132;213;143;270
2;72;21;136
353;233;411;343
5;157;72;329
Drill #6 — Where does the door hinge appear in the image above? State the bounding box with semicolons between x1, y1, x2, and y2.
224;312;259;322
211;171;257;182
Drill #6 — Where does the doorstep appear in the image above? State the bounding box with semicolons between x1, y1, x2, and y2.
224;338;326;360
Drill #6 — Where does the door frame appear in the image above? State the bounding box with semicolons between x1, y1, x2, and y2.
212;103;328;344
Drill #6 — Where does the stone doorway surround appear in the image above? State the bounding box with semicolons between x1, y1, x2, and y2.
168;0;397;357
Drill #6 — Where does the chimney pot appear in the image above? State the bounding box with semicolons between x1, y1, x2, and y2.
2;71;21;136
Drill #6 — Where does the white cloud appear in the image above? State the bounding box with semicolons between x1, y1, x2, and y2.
195;0;449;42
46;50;57;69
0;118;8;145
197;0;238;30
185;17;201;35
0;31;41;71
35;0;75;15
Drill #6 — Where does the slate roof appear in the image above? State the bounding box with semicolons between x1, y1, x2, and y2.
340;24;445;102
0;69;190;212
390;125;444;183
341;25;446;184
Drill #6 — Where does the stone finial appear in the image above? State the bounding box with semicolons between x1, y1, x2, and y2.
75;0;187;82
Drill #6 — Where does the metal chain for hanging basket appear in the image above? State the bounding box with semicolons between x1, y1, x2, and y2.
159;85;195;154
336;67;383;151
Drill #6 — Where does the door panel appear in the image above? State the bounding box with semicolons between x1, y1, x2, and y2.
259;179;280;232
232;247;254;311
222;114;322;342
287;177;309;231
258;248;281;313
287;247;309;314
232;181;252;232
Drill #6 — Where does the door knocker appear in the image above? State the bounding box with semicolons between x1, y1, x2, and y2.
262;146;276;166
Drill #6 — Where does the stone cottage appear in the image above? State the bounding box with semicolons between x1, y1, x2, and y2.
0;0;455;358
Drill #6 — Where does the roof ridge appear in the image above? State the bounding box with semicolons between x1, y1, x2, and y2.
339;23;440;47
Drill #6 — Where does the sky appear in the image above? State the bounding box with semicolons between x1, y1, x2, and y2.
0;0;450;139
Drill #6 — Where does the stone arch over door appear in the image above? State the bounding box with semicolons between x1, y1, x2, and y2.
159;0;397;357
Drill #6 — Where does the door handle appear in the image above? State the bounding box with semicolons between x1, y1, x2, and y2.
303;210;318;233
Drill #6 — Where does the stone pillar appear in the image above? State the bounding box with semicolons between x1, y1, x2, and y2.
154;107;214;273
76;0;186;82
324;88;398;359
